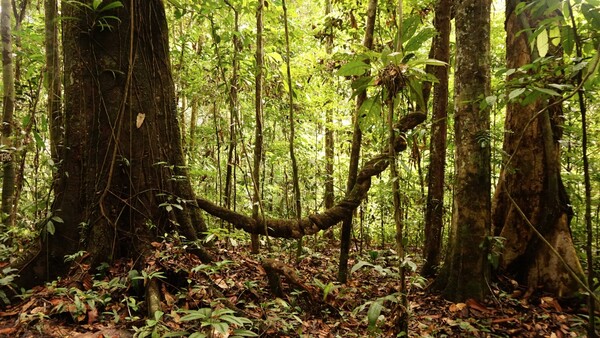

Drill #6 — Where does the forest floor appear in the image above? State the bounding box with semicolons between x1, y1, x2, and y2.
0;236;591;337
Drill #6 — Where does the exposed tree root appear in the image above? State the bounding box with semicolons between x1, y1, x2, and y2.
197;112;426;239
262;258;317;302
146;278;162;318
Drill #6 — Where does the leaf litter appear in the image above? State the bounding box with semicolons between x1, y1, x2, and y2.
0;237;590;337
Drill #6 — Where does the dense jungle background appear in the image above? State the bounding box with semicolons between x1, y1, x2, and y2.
0;0;599;336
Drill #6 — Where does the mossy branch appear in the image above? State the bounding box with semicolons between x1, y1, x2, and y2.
196;112;426;239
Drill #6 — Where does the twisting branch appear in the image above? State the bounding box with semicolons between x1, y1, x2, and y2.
196;112;426;239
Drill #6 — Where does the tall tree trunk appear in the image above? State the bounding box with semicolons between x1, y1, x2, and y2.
223;0;240;222
492;0;584;297
16;0;207;288
188;98;198;152
251;0;265;253
45;0;63;176
323;0;335;222
566;0;595;332
9;0;30;227
282;0;303;259
338;0;377;283
1;0;16;229
389;1;408;332
434;0;491;302
212;101;223;207
421;0;451;277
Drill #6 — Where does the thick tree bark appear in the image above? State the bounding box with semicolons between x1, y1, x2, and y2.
15;0;206;288
491;0;584;297
422;0;451;277
434;0;491;302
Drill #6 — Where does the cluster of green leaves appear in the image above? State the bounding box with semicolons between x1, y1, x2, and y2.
350;256;425;333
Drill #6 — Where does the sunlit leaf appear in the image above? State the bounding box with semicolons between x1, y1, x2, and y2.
136;113;146;128
508;87;526;101
536;28;549;57
549;26;561;46
211;321;229;334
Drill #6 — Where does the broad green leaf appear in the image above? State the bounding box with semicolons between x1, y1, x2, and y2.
357;97;382;131
586;52;600;76
485;95;497;106
532;86;561;96
404;28;436;53
211;322;229;334
189;333;207;338
584;52;600;85
180;308;211;321
536;29;549;57
351;76;373;98
406;58;447;67
323;282;334;300
549;26;561;46
21;115;30;127
514;1;528;14
351;260;373;274
351;76;372;90
508;87;526;101
34;131;44;149
46;221;55;235
162;332;190;337
336;60;370;77
213;308;235;317
367;301;383;330
220;314;252;326
547;83;572;91
232;329;259;337
266;52;283;64
404;259;417;271
582;4;600;29
407;78;425;110
401;16;421;42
